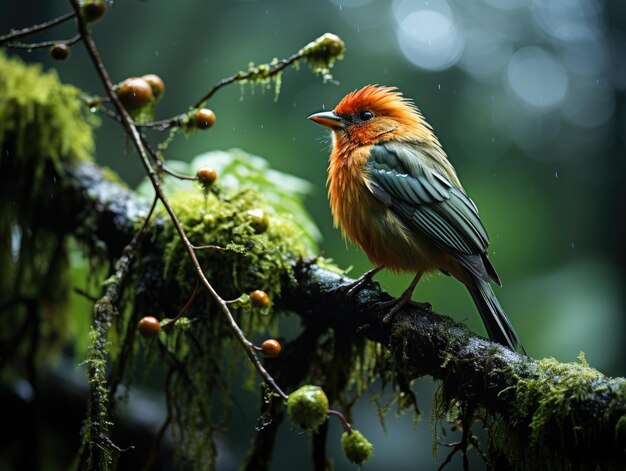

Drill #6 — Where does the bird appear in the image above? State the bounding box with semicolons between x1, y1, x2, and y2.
308;85;524;353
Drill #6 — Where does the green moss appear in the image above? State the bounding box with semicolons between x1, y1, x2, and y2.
299;33;346;82
287;385;329;432
0;51;97;372
341;429;373;464
512;356;604;443
0;50;96;165
493;354;626;469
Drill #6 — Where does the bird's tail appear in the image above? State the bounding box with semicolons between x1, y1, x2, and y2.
467;278;526;354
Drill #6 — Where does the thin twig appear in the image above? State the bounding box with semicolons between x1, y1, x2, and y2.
141;135;196;181
6;33;81;49
0;11;76;45
161;282;200;330
327;409;352;433
138;50;304;131
71;0;288;402
192;244;230;251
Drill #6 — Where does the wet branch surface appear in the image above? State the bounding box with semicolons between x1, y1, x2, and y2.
52;157;626;468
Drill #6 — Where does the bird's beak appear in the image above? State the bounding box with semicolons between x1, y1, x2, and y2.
308;111;344;129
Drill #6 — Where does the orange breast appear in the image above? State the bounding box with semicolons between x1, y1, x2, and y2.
327;145;441;273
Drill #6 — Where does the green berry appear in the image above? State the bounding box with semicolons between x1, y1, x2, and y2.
287;385;328;432
341;429;373;464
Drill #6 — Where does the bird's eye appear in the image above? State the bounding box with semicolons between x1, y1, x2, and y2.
359;110;374;121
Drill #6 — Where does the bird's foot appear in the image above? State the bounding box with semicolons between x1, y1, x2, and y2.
378;297;431;324
337;266;383;303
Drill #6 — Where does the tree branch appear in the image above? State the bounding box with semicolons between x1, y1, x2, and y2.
48;155;626;469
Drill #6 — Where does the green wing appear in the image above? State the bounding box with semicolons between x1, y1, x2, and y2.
366;142;500;284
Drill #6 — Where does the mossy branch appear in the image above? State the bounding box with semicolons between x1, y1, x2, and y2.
28;155;626;470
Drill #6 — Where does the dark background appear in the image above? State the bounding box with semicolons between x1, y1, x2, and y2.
1;0;625;469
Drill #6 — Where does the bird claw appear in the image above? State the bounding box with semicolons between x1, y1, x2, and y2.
378;299;431;324
336;266;383;305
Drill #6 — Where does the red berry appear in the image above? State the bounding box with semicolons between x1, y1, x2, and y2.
250;290;270;308
50;43;70;61
138;316;160;336
116;77;154;109
261;339;282;358
193;109;216;129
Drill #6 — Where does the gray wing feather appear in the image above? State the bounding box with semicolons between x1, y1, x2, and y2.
366;142;497;282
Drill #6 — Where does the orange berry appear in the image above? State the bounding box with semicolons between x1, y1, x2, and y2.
141;74;165;100
196;167;217;187
138;316;160;336
261;339;282;358
250;290;270;308
116;77;153;109
193;109;216;129
50;43;70;61
82;1;106;22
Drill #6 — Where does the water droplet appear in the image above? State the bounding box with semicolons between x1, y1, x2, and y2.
255;413;273;431
571;242;575;249
438;84;441;90
89;107;97;113
554;171;558;178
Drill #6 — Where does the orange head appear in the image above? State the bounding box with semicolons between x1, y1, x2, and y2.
308;85;436;147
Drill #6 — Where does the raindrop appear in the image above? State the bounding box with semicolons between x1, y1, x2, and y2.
571;242;575;249
555;171;559;178
255;413;273;431
438;84;441;90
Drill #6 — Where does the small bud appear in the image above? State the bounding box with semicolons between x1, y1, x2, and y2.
341;429;373;464
246;209;269;234
116;77;154;110
250;289;270;308
261;339;281;358
81;1;106;22
192;109;216;129
141;74;165;100
138;316;161;337
196;167;217;188
287;385;329;432
50;43;71;61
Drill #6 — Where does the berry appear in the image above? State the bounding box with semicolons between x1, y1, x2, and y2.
192;109;216;129
287;385;329;432
261;339;281;358
341;429;373;464
250;289;270;308
138;316;160;336
196;167;217;187
116;77;153;109
246;209;269;234
141;74;165;100
50;43;70;61
82;1;106;22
